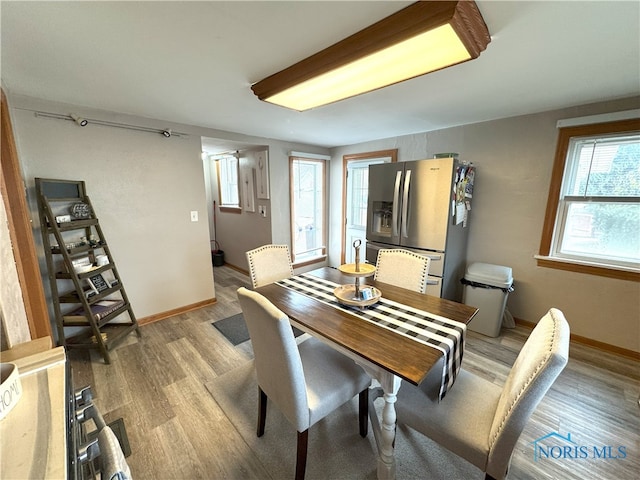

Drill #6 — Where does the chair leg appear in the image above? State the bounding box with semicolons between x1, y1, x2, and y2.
295;429;309;480
257;387;267;437
359;388;369;437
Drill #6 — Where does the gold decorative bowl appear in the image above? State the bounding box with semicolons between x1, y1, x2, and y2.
0;363;22;421
337;263;376;277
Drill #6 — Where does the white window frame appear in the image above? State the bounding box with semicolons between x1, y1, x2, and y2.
216;155;241;212
289;155;327;266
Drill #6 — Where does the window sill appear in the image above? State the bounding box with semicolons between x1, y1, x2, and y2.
534;255;640;282
219;206;242;214
292;255;327;269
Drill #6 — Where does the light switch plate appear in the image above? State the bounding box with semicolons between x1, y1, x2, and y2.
190;211;198;222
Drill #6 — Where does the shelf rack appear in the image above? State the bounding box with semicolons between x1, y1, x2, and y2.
36;178;140;363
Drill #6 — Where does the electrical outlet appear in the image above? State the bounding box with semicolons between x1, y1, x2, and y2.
190;211;198;222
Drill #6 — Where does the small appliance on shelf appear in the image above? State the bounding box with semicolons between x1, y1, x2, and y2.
334;239;381;308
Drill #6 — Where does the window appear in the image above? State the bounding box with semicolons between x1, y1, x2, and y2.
290;156;326;265
539;118;640;280
348;163;370;228
216;155;240;211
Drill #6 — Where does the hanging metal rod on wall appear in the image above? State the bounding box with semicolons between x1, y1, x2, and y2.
206;150;241;161
31;110;188;138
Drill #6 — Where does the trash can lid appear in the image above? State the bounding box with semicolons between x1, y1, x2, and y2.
465;262;513;289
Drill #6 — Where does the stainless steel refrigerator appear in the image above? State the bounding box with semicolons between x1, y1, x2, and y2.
365;157;474;301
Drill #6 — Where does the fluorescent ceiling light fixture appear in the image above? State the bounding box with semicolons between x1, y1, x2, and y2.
251;1;490;111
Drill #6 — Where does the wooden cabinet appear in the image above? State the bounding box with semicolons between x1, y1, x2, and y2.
36;178;140;364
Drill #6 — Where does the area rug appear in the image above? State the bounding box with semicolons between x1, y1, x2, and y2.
205;361;483;480
213;313;304;346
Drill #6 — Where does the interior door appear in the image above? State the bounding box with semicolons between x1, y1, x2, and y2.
341;149;397;264
344;160;387;263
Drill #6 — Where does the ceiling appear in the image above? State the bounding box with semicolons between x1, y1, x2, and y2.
2;1;639;150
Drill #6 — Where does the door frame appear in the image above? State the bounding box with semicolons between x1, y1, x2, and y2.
1;89;51;342
340;149;397;264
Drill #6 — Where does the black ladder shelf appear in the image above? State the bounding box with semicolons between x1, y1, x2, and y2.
36;178;141;364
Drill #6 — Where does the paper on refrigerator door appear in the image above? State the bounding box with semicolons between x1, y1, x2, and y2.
456;202;466;225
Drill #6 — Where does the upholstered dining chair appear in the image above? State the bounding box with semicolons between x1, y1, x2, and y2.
374;248;430;293
395;308;570;480
237;287;371;480
246;244;295;288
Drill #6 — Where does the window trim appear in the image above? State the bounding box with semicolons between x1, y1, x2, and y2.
538;118;640;281
289;155;327;266
218;205;242;214
216;156;241;211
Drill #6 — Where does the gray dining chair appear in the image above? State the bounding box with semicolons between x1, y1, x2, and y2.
374;248;430;293
246;244;295;288
237;287;371;480
395;308;570;480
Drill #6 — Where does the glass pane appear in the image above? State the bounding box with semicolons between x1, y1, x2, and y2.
349;166;369;228
559;201;640;263
220;157;239;205
292;160;324;256
567;136;640;197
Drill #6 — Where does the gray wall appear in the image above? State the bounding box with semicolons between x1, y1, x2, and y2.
329;96;640;353
10;95;215;321
6;93;331;339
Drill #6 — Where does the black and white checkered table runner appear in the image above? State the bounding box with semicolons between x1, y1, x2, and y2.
276;273;466;400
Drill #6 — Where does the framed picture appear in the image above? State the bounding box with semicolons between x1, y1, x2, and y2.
242;167;255;212
256;150;270;199
87;273;111;294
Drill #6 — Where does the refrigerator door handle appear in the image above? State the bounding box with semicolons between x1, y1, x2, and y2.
392;171;402;237
401;169;411;238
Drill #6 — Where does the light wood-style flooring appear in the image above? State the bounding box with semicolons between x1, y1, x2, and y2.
68;265;639;479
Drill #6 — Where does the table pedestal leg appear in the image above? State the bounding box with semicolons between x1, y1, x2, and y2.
362;366;401;480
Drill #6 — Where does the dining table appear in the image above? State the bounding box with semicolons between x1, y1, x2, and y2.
255;266;478;480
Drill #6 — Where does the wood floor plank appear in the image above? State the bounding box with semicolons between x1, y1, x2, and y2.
125;425;183;479
165;337;222;385
163;377;269;479
114;341;176;431
78;347;133;413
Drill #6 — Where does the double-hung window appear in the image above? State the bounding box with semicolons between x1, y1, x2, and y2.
290;156;327;265
216;155;240;212
539;118;640;279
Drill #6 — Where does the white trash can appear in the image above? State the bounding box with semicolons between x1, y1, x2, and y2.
462;262;514;337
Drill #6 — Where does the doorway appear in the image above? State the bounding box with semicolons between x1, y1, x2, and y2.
201;138;271;269
341;149;397;264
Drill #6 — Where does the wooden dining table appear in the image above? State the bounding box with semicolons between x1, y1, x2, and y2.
255;266;478;480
